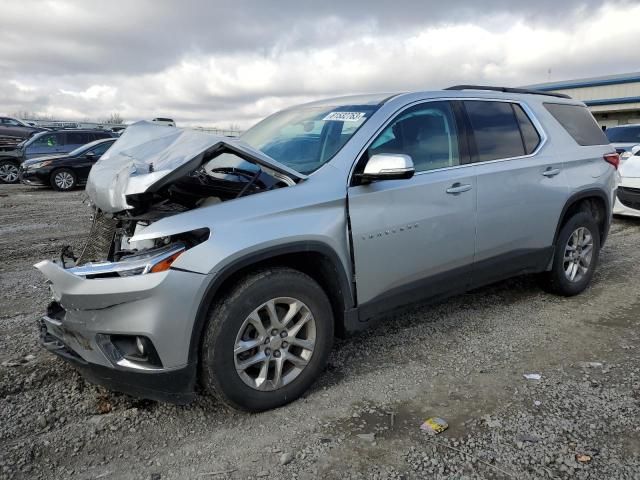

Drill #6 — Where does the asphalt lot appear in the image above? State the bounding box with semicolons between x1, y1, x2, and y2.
1;183;639;480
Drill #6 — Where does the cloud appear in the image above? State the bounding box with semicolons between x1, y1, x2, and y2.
1;0;638;128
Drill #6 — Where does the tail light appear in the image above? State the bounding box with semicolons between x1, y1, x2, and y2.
603;153;620;170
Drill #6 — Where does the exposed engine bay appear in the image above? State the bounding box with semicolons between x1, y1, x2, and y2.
72;154;291;272
65;122;306;273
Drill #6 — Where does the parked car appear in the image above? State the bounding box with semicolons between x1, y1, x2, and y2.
19;138;116;191
0;116;46;139
109;126;127;135
36;87;617;412
0;129;113;183
605;124;640;158
152;117;176;127
613;144;640;218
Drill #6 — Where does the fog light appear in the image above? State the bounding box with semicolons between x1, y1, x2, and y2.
135;336;146;356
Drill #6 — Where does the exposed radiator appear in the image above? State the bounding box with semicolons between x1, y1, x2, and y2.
76;210;118;265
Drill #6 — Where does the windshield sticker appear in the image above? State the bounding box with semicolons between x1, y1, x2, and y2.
322;111;366;122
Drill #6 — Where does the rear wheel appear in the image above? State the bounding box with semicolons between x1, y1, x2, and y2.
50;168;77;191
540;211;600;296
200;268;334;411
0;160;19;184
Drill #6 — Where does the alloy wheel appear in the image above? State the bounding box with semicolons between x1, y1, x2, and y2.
234;297;316;391
0;163;19;183
563;226;594;282
54;171;74;190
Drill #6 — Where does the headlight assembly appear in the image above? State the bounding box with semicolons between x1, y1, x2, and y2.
30;160;54;169
68;243;186;278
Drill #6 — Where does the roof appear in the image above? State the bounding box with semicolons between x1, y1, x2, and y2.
524;72;640;91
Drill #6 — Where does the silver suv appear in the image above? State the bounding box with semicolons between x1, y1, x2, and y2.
36;86;618;411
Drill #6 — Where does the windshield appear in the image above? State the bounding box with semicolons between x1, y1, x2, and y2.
241;104;378;174
606;126;640;143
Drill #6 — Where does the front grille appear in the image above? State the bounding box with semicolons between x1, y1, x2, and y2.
617;187;640;210
76;210;117;265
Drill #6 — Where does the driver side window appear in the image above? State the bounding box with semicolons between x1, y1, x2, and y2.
368;101;460;173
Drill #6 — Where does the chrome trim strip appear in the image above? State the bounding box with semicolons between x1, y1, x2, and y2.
116;357;165;372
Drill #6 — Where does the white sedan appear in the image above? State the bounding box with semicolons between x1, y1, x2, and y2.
614;145;640;218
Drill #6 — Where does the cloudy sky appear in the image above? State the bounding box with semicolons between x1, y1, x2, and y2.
1;0;639;128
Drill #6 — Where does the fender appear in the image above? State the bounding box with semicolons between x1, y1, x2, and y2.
553;188;611;246
186;241;354;364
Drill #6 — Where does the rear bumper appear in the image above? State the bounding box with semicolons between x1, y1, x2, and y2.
39;317;196;404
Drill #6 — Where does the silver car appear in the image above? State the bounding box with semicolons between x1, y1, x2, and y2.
36;86;618;411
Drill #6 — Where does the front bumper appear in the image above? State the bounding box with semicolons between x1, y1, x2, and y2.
19;168;49;186
35;260;212;403
39;317;196;404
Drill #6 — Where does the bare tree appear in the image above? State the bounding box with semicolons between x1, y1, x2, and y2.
103;112;124;125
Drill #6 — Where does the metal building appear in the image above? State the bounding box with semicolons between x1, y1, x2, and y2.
526;72;640;128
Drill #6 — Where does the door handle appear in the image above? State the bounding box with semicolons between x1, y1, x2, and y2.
542;167;561;177
446;183;472;194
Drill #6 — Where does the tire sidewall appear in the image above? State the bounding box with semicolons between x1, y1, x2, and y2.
552;211;600;295
50;168;76;191
202;269;334;411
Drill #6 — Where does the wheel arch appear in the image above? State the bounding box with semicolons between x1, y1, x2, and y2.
186;241;355;365
553;189;610;247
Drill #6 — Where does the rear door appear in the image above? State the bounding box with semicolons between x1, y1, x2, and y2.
348;100;477;318
464;100;569;287
63;131;90;153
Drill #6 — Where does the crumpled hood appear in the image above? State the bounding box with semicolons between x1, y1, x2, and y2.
86;121;306;213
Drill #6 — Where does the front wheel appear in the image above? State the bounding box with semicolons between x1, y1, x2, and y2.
540;211;600;296
200;268;334;412
0;160;19;184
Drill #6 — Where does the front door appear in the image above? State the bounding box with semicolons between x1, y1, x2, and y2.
347;100;477;319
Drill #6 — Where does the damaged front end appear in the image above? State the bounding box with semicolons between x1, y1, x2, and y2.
68;120;305;270
34;122;306;403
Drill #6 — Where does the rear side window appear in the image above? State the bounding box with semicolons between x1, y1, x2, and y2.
93;132;111;140
513;105;541;154
66;132;89;145
544;103;608;146
90;141;112;156
464;101;525;161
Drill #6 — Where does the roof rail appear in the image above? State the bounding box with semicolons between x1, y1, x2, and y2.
445;85;572;99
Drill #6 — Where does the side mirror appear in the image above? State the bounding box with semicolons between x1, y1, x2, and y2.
356;154;415;183
631;145;640;156
85;151;96;158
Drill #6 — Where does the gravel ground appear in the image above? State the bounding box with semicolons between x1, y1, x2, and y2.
1;183;639;480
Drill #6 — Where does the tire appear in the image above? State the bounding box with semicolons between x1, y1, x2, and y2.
540;211;600;296
200;267;334;412
0;159;19;184
50;168;77;191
